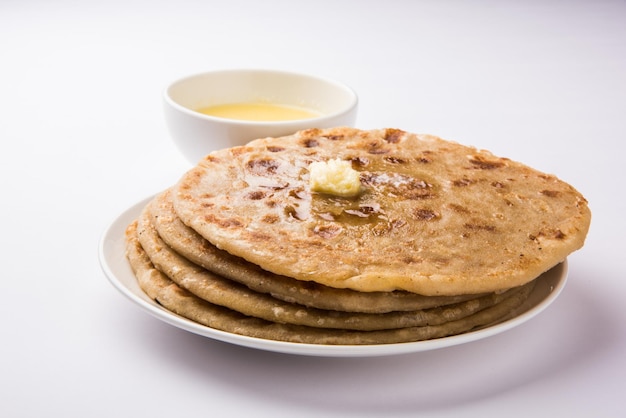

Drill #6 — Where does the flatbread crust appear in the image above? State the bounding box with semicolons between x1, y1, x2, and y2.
172;127;591;295
125;221;535;345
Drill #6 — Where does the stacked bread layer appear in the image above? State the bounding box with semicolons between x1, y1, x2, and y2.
125;189;535;345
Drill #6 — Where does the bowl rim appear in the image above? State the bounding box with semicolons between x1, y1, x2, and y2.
163;68;359;127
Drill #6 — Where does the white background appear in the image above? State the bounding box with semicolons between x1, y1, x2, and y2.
1;0;624;416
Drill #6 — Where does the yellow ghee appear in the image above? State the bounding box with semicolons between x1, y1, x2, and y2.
197;102;321;121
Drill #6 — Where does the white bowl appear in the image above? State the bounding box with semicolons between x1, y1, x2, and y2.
163;69;358;163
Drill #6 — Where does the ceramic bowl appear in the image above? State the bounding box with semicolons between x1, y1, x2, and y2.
163;69;358;163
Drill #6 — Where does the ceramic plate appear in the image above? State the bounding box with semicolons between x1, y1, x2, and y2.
99;196;568;357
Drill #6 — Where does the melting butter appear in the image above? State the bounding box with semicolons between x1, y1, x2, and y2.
309;159;362;197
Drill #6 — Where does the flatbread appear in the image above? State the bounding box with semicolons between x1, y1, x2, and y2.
173;127;590;295
137;198;529;330
150;189;486;313
125;221;535;345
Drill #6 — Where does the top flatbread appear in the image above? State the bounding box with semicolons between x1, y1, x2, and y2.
172;127;590;295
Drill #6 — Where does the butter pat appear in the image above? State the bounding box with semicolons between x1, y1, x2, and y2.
308;159;362;197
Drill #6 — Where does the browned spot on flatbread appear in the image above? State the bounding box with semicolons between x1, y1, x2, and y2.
247;158;280;176
384;128;405;143
413;209;439;221
246;190;267;200
540;190;561;197
250;231;273;242
313;224;343;239
367;142;390;155
406;187;434;200
538;228;566;240
448;203;471;214
261;214;280;224
453;178;475;187
403;256;423;264
464;222;497;232
302;138;319;148
385;156;408;164
203;155;221;163
267;146;285;152
469;155;506;170
203;214;243;228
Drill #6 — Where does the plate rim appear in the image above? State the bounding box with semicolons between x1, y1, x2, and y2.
98;195;568;357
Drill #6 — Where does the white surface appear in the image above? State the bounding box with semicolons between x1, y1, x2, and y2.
1;0;624;416
99;194;568;357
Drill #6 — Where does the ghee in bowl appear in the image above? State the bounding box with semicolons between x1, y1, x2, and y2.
163;69;358;164
196;102;322;121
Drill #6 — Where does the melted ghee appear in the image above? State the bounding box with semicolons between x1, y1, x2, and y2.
197;102;321;121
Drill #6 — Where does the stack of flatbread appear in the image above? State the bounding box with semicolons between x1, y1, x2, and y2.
125;127;591;345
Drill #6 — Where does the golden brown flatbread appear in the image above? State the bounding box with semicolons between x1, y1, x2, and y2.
150;189;486;313
136;196;527;330
125;221;536;345
172;127;590;295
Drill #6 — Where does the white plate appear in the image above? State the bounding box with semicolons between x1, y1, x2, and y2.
98;196;568;357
